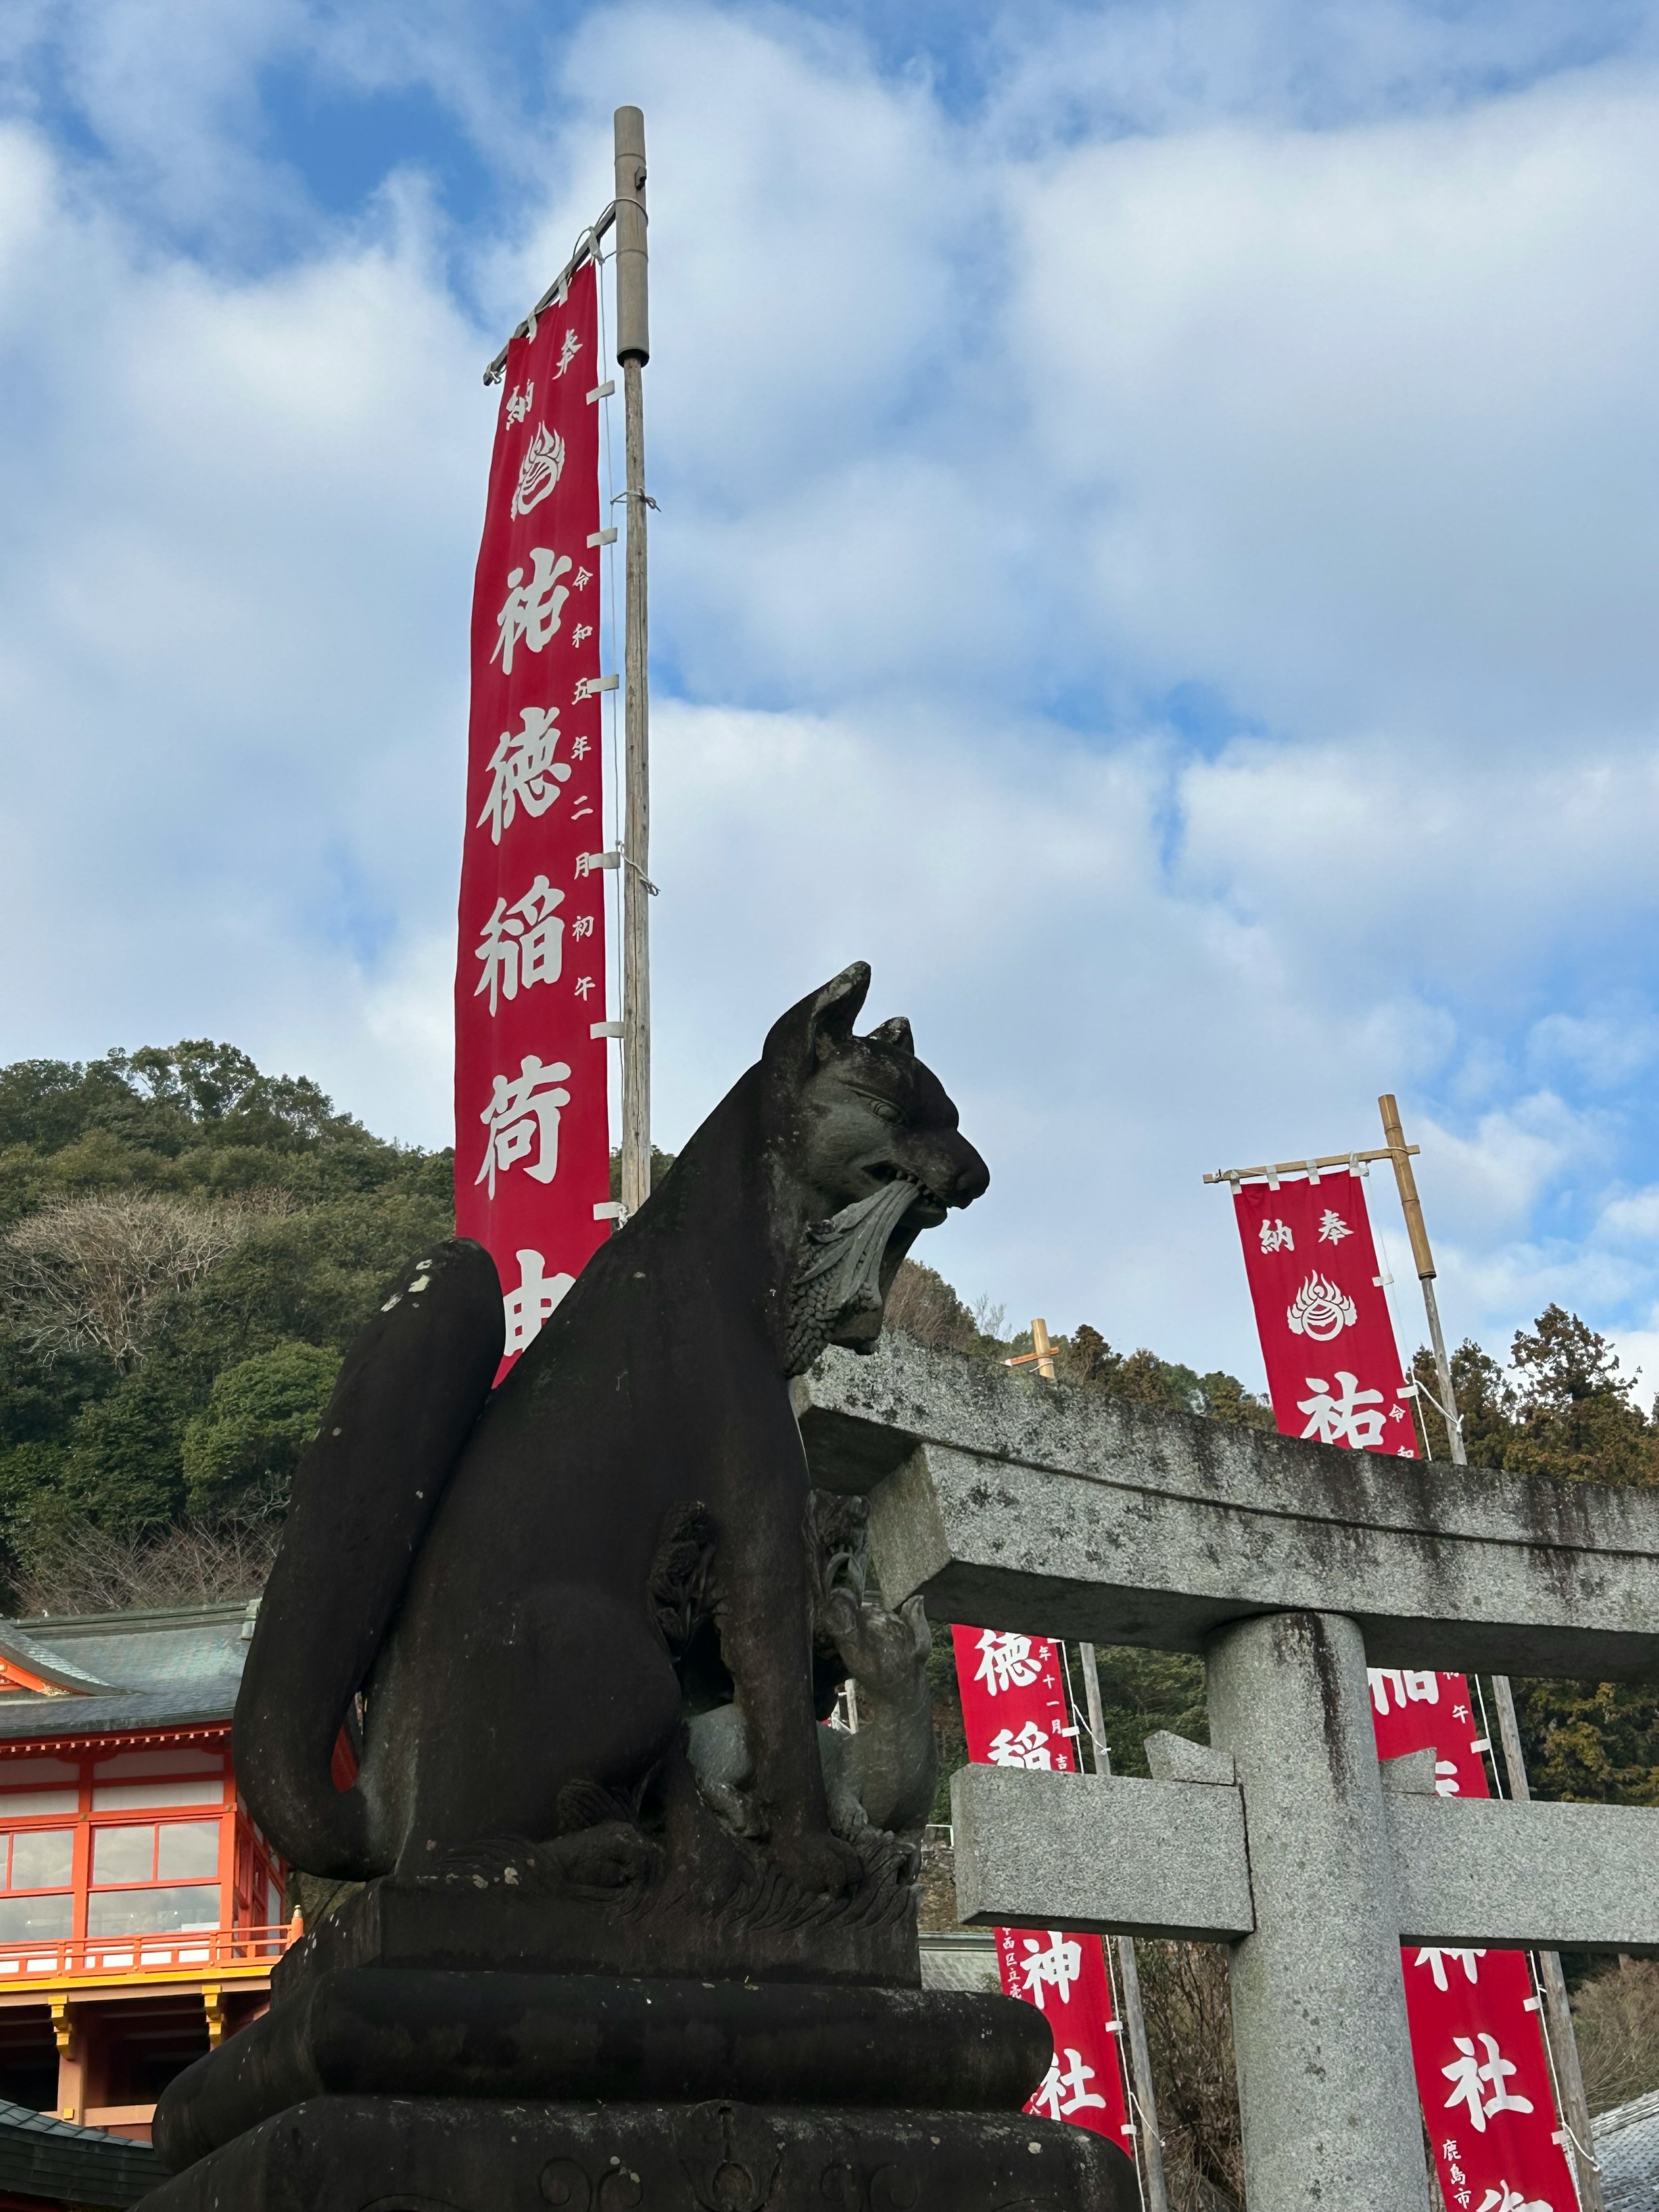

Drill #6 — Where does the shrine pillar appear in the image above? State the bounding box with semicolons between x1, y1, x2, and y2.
1206;1610;1426;2212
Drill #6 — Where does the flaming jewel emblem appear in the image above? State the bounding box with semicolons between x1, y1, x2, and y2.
511;423;566;518
1286;1273;1358;1342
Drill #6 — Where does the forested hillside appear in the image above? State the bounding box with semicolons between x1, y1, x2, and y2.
3;1036;1658;1818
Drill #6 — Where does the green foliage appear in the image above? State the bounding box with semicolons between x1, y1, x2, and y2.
0;1042;452;1602
181;1342;340;1516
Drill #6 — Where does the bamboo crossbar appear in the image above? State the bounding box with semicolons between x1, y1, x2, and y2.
1203;1144;1417;1187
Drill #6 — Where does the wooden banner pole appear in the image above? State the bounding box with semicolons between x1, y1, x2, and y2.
1377;1099;1604;2212
613;105;652;1218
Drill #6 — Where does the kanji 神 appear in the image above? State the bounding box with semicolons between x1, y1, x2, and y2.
511;424;566;519
973;1630;1043;1697
1442;2033;1534;2133
477;707;570;844
572;916;596;940
492;547;572;673
1031;2047;1108;2122
501;1246;574;1357
1259;1219;1294;1253
476;1055;572;1198
1318;1209;1353;1243
474;875;565;1014
1368;1669;1439;1714
505;380;533;426
1298;1370;1386;1450
1415;1948;1486;1992
988;1721;1053;1770
553;328;581;378
1019;1932;1084;2011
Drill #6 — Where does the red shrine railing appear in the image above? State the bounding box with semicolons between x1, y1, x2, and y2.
0;1923;293;1985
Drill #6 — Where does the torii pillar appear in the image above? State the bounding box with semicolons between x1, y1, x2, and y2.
797;1336;1659;2212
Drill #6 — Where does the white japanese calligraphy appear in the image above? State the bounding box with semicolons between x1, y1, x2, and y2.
477;707;570;844
1298;1371;1386;1450
553;327;581;378
571;623;594;647
505;380;533;426
572;914;596;940
511;424;566;519
493;547;572;672
474;876;565;1014
1259;1218;1294;1253
1031;2047;1108;2121
476;1056;572;1198
1368;1669;1440;1715
572;564;593;588
1442;2033;1534;2133
1472;2185;1550;2212
1415;1948;1487;1993
1019;1932;1084;2011
988;1720;1053;1770
973;1630;1043;1697
502;1247;573;1357
1318;1208;1353;1244
574;975;596;1000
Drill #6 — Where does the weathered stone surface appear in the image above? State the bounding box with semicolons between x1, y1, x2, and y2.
1142;1730;1235;1785
799;1333;1659;1678
139;2094;1139;2212
156;1972;1050;2173
1207;1611;1424;2212
1390;1794;1659;1954
950;1764;1253;1943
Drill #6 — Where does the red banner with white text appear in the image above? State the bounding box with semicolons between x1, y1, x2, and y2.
952;1626;1134;2148
1371;1671;1575;2212
1231;1172;1573;2212
456;261;611;1363
1233;1170;1418;1458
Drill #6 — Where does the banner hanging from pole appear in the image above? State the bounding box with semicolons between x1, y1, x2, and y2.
951;1626;1134;2148
456;258;611;1366
1227;1165;1573;2212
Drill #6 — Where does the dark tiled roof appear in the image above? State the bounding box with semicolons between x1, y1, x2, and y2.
0;1601;254;1745
1596;2086;1659;2211
0;2096;161;2207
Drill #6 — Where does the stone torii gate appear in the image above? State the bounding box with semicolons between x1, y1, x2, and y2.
796;1335;1659;2212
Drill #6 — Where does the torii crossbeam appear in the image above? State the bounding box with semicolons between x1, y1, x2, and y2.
796;1335;1659;2212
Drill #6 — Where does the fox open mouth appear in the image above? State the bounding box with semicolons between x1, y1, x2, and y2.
867;1162;949;1229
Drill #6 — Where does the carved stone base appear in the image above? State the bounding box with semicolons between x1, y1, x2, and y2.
135;2094;1139;2212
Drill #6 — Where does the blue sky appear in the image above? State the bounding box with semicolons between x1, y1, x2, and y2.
5;0;1659;1391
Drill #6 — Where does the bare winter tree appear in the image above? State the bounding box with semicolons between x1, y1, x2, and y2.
13;1514;282;1618
0;1194;270;1367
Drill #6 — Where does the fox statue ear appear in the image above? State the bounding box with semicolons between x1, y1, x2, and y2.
763;963;871;1077
864;1016;914;1055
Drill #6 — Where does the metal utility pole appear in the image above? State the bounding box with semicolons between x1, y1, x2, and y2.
1379;1097;1604;2212
613;105;652;1219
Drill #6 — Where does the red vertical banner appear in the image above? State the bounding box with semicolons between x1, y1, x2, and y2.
1371;1672;1576;2212
952;1627;1135;2149
1230;1170;1574;2212
1232;1170;1418;1458
457;262;611;1363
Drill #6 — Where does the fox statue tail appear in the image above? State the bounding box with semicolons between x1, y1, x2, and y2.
232;1239;504;1881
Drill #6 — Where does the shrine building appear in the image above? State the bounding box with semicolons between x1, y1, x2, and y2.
0;1600;284;2147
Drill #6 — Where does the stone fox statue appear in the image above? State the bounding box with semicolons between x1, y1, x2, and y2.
235;963;988;1899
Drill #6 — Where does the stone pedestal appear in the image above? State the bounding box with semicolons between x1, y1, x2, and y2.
137;2092;1134;2211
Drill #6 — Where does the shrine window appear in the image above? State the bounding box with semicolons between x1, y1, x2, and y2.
0;1826;75;1942
87;1819;221;1938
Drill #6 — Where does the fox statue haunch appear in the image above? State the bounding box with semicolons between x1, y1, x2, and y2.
233;964;988;1899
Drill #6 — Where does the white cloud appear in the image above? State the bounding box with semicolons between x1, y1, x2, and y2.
4;3;1659;1396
